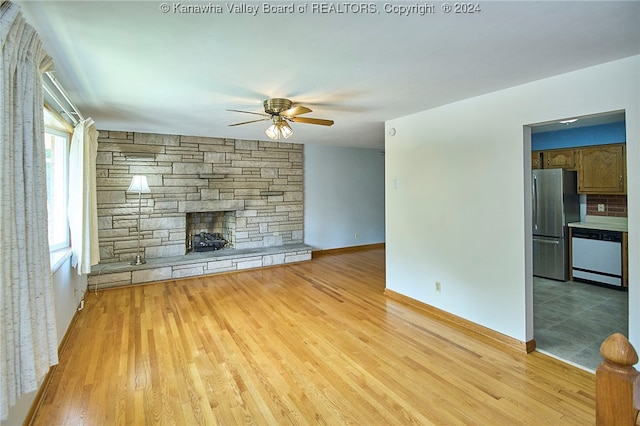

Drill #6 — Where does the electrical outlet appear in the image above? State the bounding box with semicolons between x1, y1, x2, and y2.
435;281;442;293
597;203;605;212
354;232;359;239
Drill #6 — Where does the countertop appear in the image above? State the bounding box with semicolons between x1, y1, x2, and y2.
568;215;628;232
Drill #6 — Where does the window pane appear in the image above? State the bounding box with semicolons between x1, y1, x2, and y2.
45;130;69;250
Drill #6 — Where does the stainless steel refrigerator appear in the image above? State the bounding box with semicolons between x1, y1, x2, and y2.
532;169;580;281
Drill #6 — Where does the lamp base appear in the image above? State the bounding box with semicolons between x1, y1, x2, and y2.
131;254;146;266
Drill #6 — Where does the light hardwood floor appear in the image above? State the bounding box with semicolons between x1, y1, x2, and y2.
33;247;595;425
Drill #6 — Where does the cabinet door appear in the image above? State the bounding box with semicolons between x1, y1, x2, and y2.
544;148;576;170
578;144;625;194
531;151;542;169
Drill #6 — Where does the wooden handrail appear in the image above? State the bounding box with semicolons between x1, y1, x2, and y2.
596;333;639;425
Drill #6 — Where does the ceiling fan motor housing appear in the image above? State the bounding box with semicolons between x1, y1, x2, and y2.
264;98;292;115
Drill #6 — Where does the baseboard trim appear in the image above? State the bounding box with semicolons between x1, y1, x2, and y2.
384;288;534;354
24;305;82;425
312;243;385;257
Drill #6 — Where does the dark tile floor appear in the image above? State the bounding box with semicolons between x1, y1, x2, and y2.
533;277;628;371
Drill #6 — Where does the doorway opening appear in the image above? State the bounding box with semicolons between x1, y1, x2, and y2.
525;110;628;371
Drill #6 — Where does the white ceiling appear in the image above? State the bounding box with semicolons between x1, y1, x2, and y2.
17;1;640;149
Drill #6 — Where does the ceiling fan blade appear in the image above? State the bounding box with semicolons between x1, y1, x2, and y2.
229;117;271;126
227;109;270;117
290;116;334;126
281;105;312;117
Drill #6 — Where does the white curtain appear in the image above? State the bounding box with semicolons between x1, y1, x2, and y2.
68;118;100;274
1;1;59;420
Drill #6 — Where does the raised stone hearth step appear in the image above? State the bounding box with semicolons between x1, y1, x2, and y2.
88;244;312;291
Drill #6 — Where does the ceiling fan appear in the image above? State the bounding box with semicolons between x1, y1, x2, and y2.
228;98;334;140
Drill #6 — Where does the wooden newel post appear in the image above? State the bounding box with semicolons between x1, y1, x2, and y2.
596;333;639;425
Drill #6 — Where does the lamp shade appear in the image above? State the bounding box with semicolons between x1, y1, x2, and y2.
265;123;279;140
280;121;293;139
127;175;150;193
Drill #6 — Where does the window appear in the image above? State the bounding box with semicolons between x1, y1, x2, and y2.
45;128;70;250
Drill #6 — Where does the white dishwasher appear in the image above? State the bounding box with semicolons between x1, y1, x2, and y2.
571;228;622;287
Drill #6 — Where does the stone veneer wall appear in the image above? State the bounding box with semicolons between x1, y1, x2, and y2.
96;131;304;264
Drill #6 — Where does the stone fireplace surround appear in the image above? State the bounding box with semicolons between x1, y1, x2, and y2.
88;131;311;290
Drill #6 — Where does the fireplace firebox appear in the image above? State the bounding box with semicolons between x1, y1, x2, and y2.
186;211;235;253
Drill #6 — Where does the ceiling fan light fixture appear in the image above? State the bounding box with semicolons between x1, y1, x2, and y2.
280;121;293;139
265;116;294;140
265;123;280;139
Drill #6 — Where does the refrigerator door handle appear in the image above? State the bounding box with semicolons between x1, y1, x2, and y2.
533;237;560;245
532;175;538;231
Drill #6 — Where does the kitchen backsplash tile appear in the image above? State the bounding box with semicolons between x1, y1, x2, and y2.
586;194;627;217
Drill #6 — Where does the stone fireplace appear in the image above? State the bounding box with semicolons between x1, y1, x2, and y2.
94;131;305;264
89;131;312;290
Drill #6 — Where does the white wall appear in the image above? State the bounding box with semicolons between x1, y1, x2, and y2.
386;56;639;351
51;256;87;341
3;258;86;426
304;144;385;250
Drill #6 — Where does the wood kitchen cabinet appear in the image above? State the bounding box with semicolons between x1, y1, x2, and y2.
532;151;542;169
531;143;626;194
531;148;576;170
577;144;626;194
543;148;577;170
